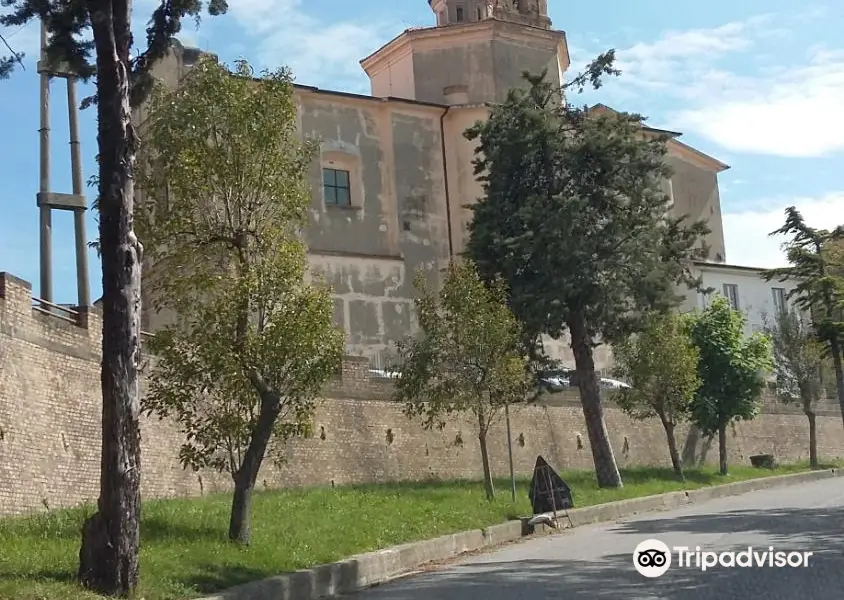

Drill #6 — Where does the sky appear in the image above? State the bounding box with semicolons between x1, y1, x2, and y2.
1;0;843;303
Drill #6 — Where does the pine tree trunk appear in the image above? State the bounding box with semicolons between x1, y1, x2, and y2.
830;339;844;432
660;416;684;480
718;422;728;476
806;409;818;470
228;381;281;544
78;2;142;596
568;313;622;488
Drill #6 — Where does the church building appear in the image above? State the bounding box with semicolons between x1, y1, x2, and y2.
142;0;732;370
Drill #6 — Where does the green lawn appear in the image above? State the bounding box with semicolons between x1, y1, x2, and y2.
0;462;829;600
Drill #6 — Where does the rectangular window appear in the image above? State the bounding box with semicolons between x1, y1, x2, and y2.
323;168;351;207
772;287;786;314
456;5;465;21
723;283;740;311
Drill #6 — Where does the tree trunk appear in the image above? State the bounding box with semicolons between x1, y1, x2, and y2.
830;338;844;432
477;410;495;501
659;415;683;480
229;469;256;545
718;422;728;476
229;382;282;544
568;313;622;488
806;409;818;469
78;2;142;596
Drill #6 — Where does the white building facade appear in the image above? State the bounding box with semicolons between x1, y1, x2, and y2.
680;261;801;338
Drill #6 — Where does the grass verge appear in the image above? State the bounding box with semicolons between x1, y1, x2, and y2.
0;462;832;600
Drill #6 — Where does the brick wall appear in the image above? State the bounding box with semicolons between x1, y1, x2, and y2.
2;271;843;517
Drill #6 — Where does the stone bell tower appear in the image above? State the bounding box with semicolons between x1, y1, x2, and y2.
429;0;551;29
360;0;568;104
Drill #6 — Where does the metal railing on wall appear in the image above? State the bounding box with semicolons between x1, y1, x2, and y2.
31;297;79;325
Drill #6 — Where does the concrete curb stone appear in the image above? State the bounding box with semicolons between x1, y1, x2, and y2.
196;468;840;600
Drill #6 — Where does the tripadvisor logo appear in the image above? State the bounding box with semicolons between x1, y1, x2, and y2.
633;539;814;577
633;539;672;578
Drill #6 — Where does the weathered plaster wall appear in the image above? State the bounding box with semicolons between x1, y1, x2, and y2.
666;154;727;263
308;253;414;357
3;272;843;518
367;50;416;99
298;91;451;356
443;104;488;254
411;31;563;105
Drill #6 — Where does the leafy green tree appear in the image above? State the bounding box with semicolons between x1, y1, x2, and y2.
464;60;709;488
686;295;773;475
764;207;844;428
2;1;226;594
393;260;532;501
136;57;345;545
765;308;825;468
613;311;700;479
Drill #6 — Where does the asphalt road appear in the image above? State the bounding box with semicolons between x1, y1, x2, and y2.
353;476;844;599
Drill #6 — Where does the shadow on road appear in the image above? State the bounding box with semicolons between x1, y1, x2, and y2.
357;506;844;599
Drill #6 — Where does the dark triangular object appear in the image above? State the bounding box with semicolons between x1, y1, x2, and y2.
529;455;574;514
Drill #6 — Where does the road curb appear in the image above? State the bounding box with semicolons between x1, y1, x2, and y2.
196;468;840;600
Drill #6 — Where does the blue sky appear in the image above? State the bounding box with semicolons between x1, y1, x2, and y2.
2;0;843;302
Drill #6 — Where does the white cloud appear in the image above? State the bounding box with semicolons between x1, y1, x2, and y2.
673;49;844;157
613;20;758;91
590;11;844;158
723;193;844;268
228;0;401;93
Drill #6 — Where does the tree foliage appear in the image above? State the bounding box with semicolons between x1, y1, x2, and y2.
613;310;700;478
0;31;23;78
765;307;825;468
764;207;844;426
686;295;773;475
1;0;226;103
393;260;531;500
463;57;709;488
766;308;825;407
137;56;345;544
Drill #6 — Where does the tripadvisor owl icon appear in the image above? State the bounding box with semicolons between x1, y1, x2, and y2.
633;539;672;577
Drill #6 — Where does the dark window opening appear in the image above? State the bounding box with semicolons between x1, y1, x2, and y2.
477;6;482;19
772;287;787;314
323;168;351;207
723;283;740;311
456;5;465;21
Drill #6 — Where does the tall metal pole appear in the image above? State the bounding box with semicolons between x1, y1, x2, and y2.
38;22;53;303
67;76;90;307
36;19;91;308
505;402;516;503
